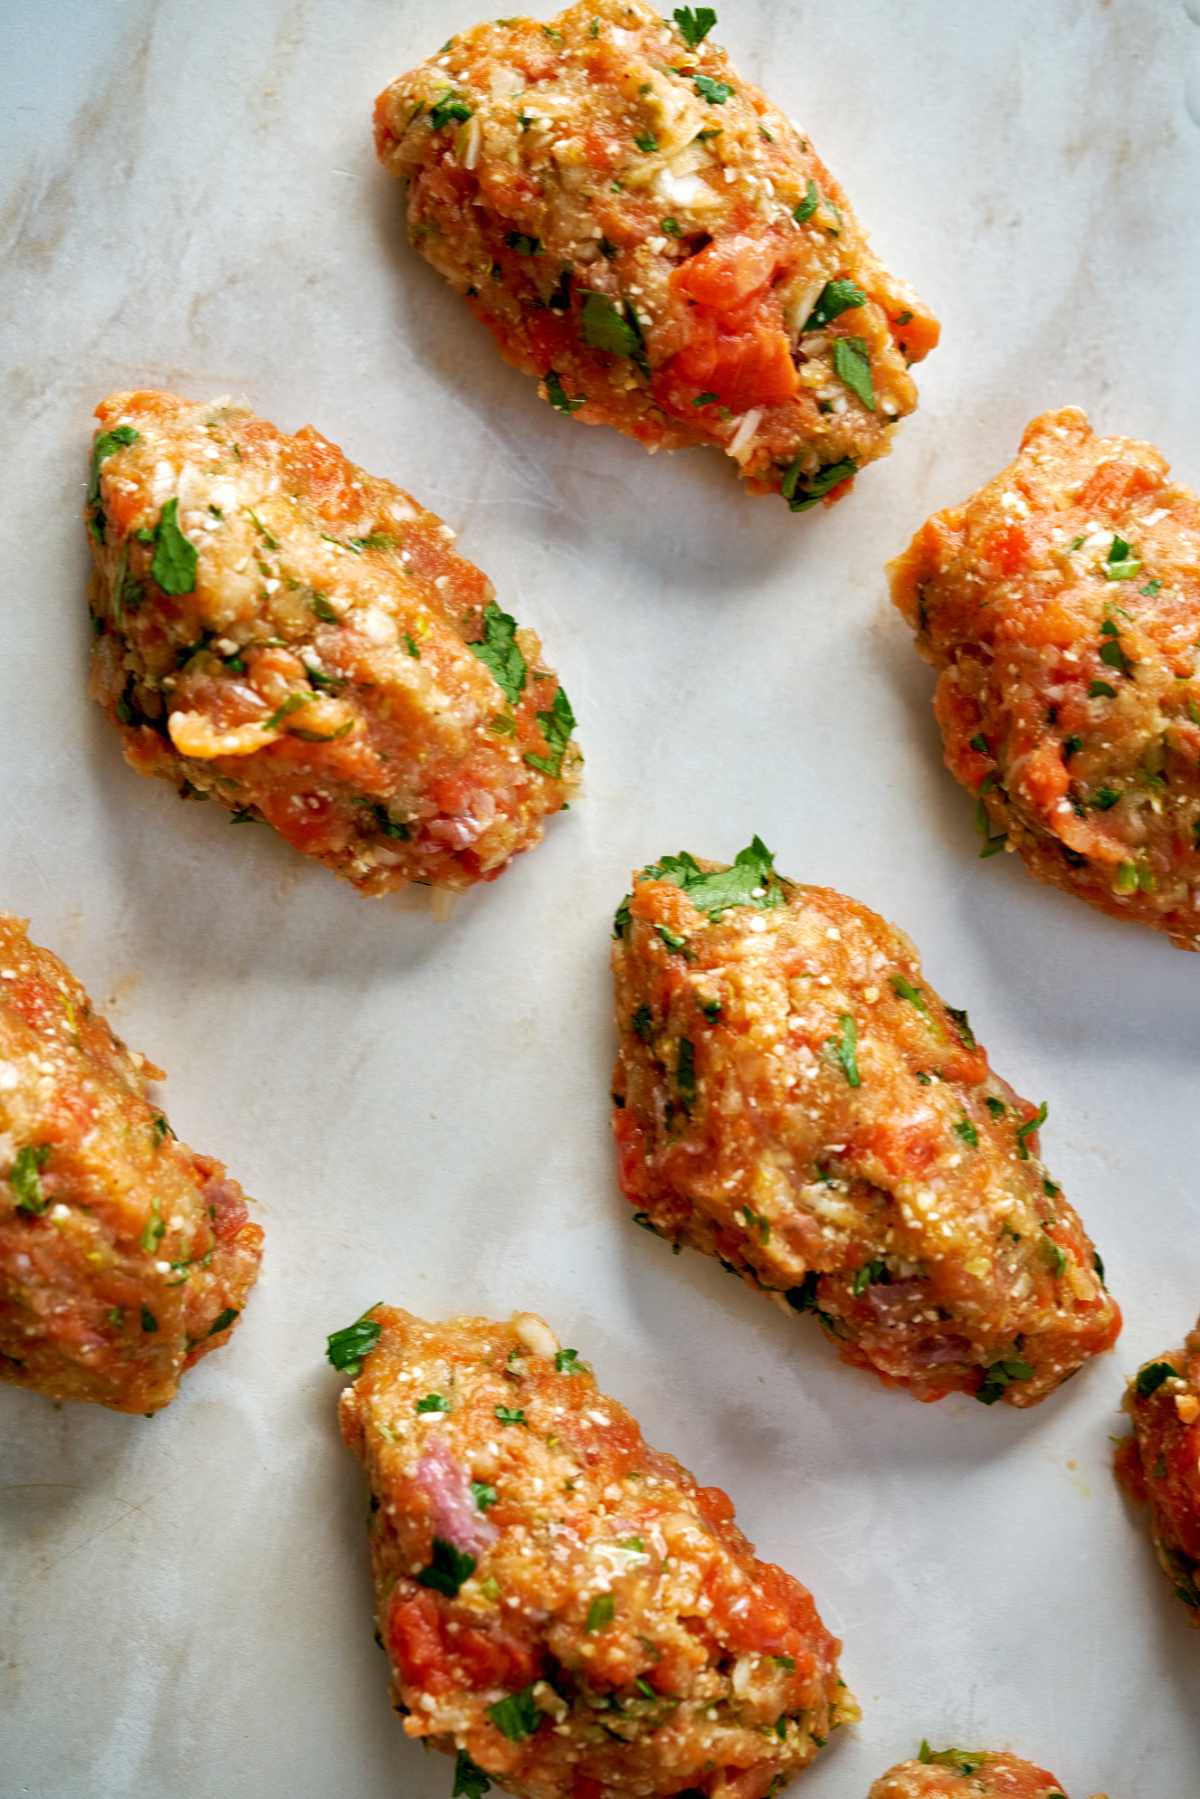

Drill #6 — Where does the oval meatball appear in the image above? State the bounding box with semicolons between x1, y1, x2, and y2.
86;391;580;895
332;1304;855;1799
1115;1319;1200;1624
870;1746;1099;1799
611;839;1120;1407
374;0;937;509
0;917;261;1413
889;407;1200;947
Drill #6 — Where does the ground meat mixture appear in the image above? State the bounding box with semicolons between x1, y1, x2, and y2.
334;1304;855;1798
890;407;1200;947
611;839;1120;1407
375;0;937;507
869;1744;1104;1799
87;391;580;895
0;916;261;1413
1115;1316;1200;1626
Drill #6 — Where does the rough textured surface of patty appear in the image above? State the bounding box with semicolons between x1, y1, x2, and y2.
611;840;1120;1407
0;916;261;1413
889;407;1200;947
1115;1317;1200;1626
87;391;580;895
869;1745;1098;1799
334;1304;855;1799
375;0;937;508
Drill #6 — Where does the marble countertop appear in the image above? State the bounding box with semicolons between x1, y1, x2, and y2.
2;3;1199;1795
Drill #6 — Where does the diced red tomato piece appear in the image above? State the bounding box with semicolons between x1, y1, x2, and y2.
982;522;1030;576
1076;459;1161;511
674;235;780;309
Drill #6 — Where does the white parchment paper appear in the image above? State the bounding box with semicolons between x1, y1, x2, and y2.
2;3;1199;1795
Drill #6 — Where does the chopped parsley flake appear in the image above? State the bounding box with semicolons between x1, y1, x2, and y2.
471;1480;498;1511
555;1347;584;1374
1099;622;1134;677
1089;678;1117;699
10;1144;51;1214
586;1592;615;1632
919;1744;988;1775
634;129;659;152
495;1404;526;1426
523;685;576;779
453;1750;493;1799
369;803;411;841
88;425;139;504
1039;1235;1067;1276
851;1259;887;1296
1136;1361;1177;1399
831;336;876;410
429;92;472;130
151;499;198;596
487;1687;540;1741
416;1392;450;1414
740;1204;770;1241
977;1352;1034;1405
674;5;717;46
326;1305;382;1375
632;1004;653;1042
827;1013;861;1087
139;1196;165;1253
802;279;866;332
261;692;311;732
348;532;395;553
890;974;930;1018
1141;578;1162;596
693;74;733;104
793;178;820;223
642;835;784;918
246;507;279;549
784;1271;840;1333
1104;534;1142;581
417;1537;476;1597
953;1118;978;1148
985;1096;1006;1118
140;1305;159;1333
975;774;1008;860
545;370;586;413
470;602;527;705
206;1307;237;1337
677;1037;696;1100
581;291;645;366
781;456;857;512
504;231;541;255
1015;1101;1047;1159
